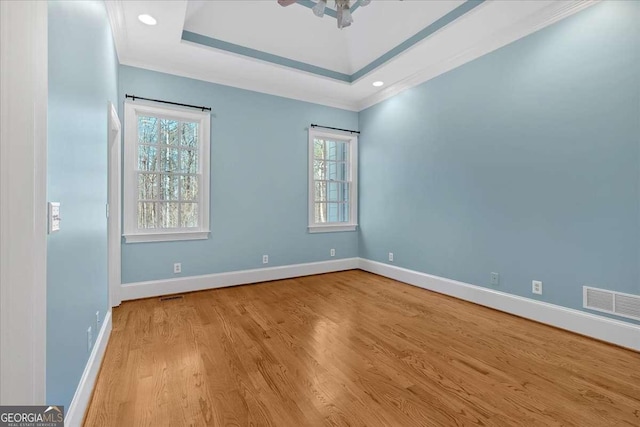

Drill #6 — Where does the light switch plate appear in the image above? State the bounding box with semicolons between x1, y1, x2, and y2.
48;202;61;233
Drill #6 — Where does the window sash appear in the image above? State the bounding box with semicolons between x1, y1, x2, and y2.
135;115;201;231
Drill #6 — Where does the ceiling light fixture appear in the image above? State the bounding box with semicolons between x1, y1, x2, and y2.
336;0;353;29
279;0;376;29
312;0;327;17
138;14;157;26
372;81;384;87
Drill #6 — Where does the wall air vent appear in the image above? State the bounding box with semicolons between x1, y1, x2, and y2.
159;295;184;302
583;286;640;321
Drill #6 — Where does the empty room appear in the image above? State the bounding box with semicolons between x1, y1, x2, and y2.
1;0;639;426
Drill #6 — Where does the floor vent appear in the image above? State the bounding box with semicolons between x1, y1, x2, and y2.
583;287;640;321
160;295;184;302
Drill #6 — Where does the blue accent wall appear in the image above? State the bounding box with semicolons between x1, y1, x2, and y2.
119;66;359;283
47;0;119;407
358;1;640;322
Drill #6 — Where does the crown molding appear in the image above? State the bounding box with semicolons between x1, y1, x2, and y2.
104;0;128;63
105;0;599;113
357;0;600;111
118;57;361;111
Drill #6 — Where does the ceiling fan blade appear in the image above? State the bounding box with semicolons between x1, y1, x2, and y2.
278;0;298;6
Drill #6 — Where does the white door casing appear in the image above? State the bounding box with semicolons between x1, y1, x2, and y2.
0;0;48;404
108;102;122;307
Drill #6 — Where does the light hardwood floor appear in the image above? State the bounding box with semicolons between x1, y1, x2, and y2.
84;270;640;426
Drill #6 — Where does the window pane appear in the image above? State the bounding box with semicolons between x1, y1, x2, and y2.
314;202;327;224
159;174;179;200
138;116;158;144
314;181;326;202
158;202;179;228
314;139;325;160
180;203;198;228
138;145;158;171
326;140;347;161
326;161;347;181
313;160;326;180
340;203;350;222
342;182;350;201
181;149;198;173
327;202;339;222
137;202;157;228
327;182;344;202
181;122;198;148
180;175;198;201
138;173;158;200
160;147;179;172
160;119;179;146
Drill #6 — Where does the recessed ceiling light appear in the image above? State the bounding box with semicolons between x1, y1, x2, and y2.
372;81;384;87
138;14;157;26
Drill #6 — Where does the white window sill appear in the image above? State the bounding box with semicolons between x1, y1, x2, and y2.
308;224;358;234
124;230;210;243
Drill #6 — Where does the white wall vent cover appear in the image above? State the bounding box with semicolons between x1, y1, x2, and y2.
583;286;640;321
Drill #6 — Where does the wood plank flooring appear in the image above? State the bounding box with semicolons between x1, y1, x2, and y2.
84;270;640;426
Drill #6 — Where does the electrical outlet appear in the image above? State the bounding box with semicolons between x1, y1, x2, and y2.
87;326;92;353
96;311;100;332
330;248;335;257
532;280;543;295
388;252;394;262
490;272;500;286
263;255;269;264
174;263;181;274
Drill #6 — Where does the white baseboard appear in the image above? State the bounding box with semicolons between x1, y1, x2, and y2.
120;258;360;301
358;259;640;352
66;310;112;427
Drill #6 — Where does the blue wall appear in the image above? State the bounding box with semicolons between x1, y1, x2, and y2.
119;66;359;283
358;0;640;320
47;0;118;407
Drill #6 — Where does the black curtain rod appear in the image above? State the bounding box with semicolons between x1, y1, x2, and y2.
311;124;360;134
125;94;211;112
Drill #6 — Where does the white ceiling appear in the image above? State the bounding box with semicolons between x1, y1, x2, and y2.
184;0;465;75
106;0;597;111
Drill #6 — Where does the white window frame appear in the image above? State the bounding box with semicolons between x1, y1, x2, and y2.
123;101;210;243
308;128;358;233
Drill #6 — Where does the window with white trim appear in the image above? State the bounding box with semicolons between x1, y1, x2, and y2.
308;129;358;233
123;101;210;243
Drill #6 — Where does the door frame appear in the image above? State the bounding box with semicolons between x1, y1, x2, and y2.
0;0;48;404
108;102;122;307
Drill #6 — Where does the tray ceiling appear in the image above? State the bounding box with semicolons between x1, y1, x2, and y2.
106;0;597;111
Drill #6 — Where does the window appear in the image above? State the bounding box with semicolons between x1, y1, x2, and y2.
308;129;358;233
123;102;210;242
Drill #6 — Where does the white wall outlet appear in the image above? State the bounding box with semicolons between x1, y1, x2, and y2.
330;248;335;257
263;255;269;264
173;263;181;274
388;252;394;262
490;272;500;286
48;202;61;233
532;280;543;295
87;326;92;353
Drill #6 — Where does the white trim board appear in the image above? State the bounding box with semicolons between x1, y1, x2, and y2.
119;257;639;351
120;258;360;301
0;0;48;405
66;310;112;427
358;259;640;352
